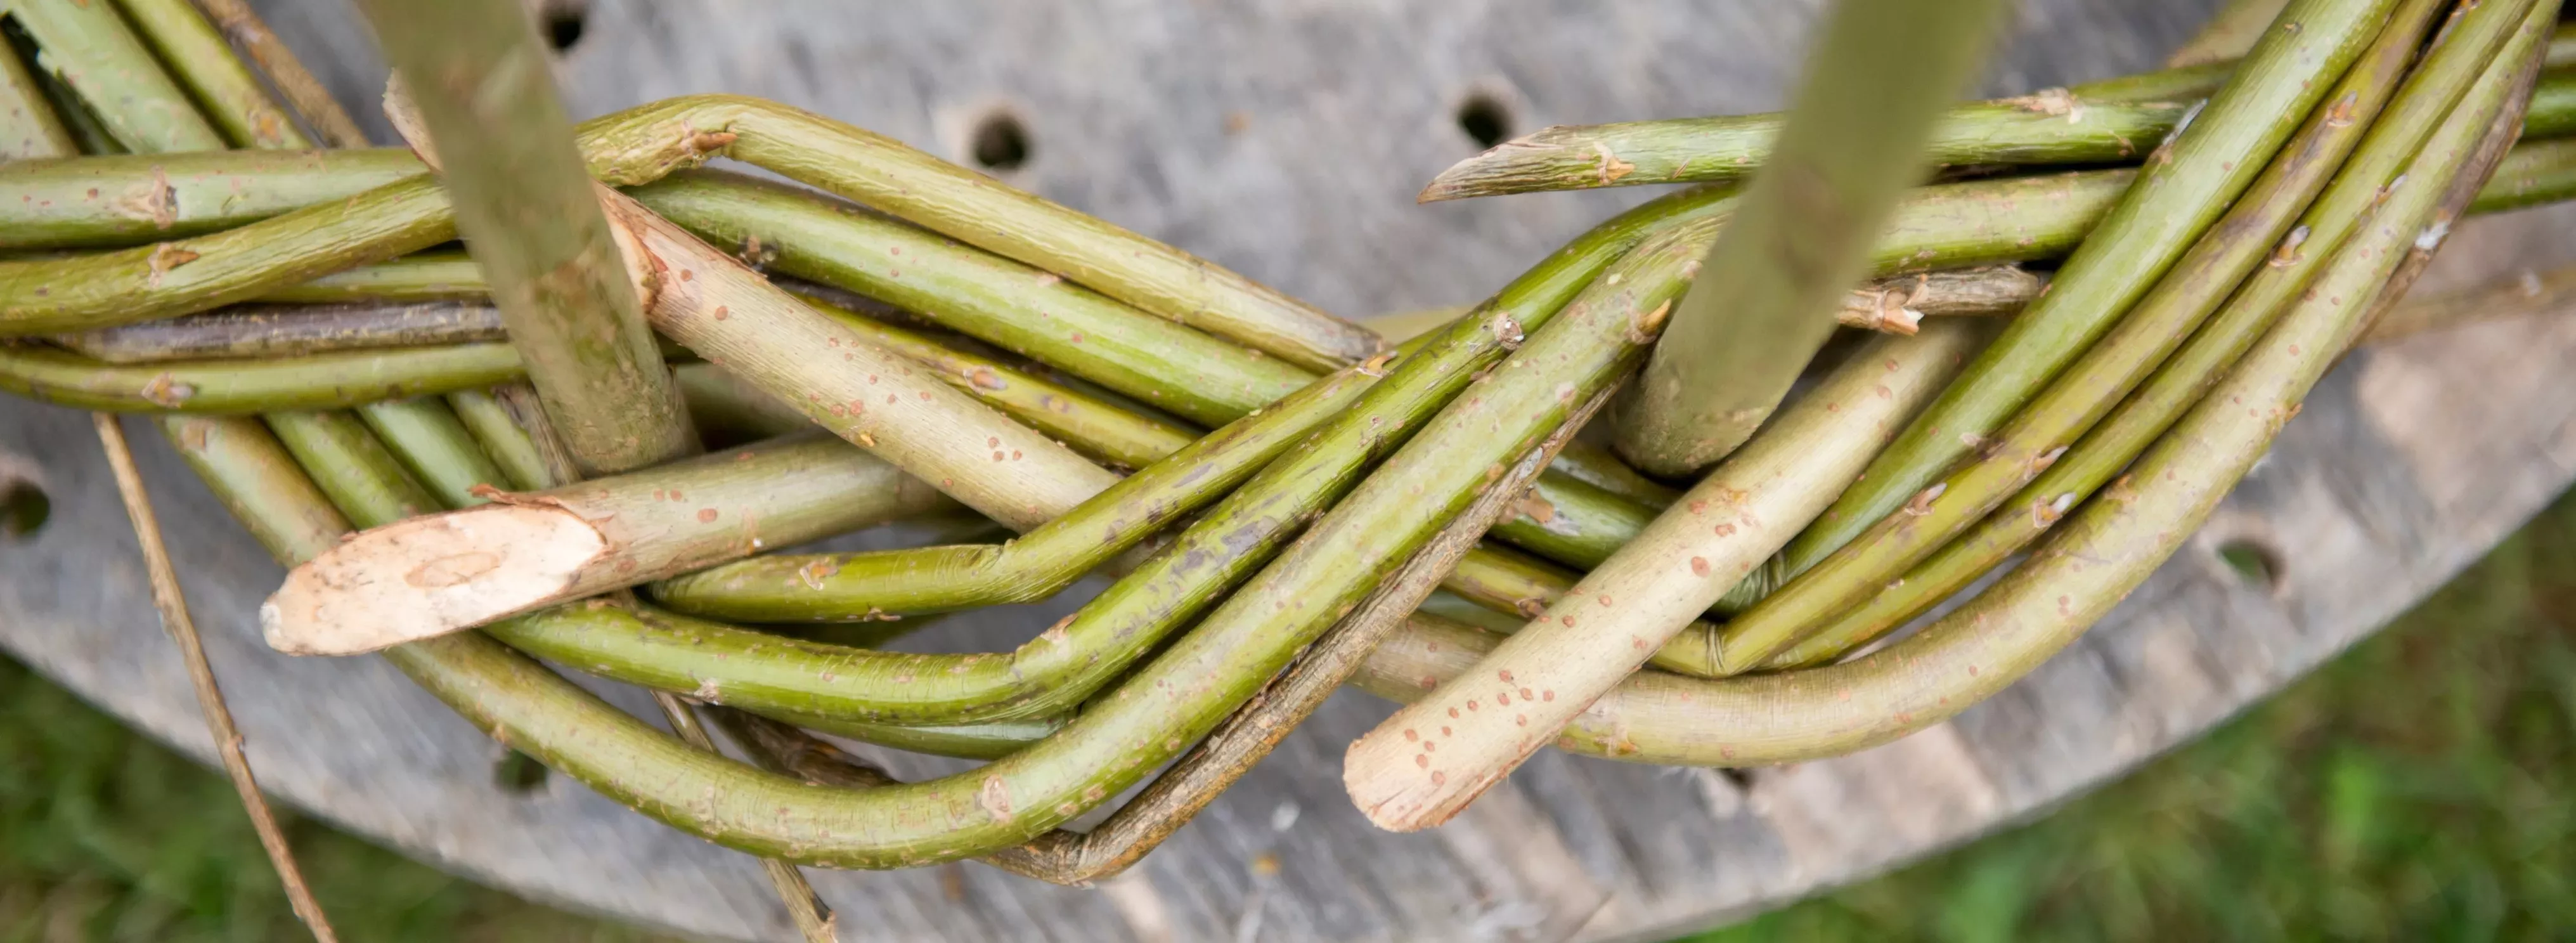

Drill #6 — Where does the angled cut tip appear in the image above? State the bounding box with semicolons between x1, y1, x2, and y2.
260;504;607;656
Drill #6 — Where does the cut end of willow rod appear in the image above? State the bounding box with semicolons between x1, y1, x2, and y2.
260;500;605;656
1416;126;1622;203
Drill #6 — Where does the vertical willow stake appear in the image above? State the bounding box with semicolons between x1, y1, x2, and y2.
94;415;340;943
8;0;223;152
1610;0;2014;477
357;0;693;476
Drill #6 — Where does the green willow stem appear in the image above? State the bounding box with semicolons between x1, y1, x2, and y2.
1548;439;1680;507
645;166;2178;627
259;408;1032;761
265;409;437;524
56;300;503;363
0;93;1375;367
507;183;1721;731
2170;0;2293;68
257;251;486;304
2466;136;2576;212
647;366;1375;624
354;397;508;509
444;386;551;491
645;183;1742;622
1417;29;2576;202
1344;318;1989;831
113;0;303;149
0;98;754;336
8;0;221;152
0;341;522;412
263;429;956;656
289;240;1634;864
1714;0;2457;673
1784;0;2403;578
800;299;1199;470
597;188;1116;533
2528;67;2576;138
1612;0;2012;476
360;0;692;477
0;149;423;249
1361;8;2539;764
1423;98;2180;204
630;165;1665;573
634;96;1376;371
1769;8;2555;672
0;22;73;158
630;169;1314;429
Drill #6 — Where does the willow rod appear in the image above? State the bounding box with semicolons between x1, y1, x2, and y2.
1610;0;2012;476
1768;4;2557;672
1782;0;2413;579
1356;24;2539;764
1344;318;1988;831
359;0;693;477
1418;20;2576;202
1718;0;2468;672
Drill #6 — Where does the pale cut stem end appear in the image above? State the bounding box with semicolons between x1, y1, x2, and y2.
260;502;605;656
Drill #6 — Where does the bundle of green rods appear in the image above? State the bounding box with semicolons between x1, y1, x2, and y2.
4;0;2575;878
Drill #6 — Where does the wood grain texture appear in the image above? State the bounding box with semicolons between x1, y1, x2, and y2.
18;1;2576;940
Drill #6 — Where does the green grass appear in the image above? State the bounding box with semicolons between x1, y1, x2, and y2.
0;656;676;942
8;490;2576;941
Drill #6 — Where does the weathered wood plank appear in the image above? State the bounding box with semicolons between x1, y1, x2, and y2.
35;1;2576;941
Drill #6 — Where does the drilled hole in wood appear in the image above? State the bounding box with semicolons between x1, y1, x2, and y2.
1;480;44;538
2216;538;2282;592
1456;93;1511;148
540;0;588;52
494;749;550;793
970;109;1032;171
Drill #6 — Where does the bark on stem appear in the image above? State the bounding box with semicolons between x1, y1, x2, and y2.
630;169;1315;429
647;693;840;943
359;0;691;477
113;0;306;149
1610;0;2013;476
1344;319;1986;829
0;148;423;249
1837;267;2043;334
595;188;1113;531
56;301;505;362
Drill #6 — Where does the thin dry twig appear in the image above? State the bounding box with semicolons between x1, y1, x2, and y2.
650;691;840;943
91;413;339;943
